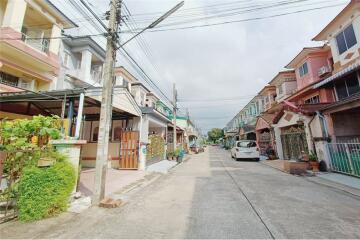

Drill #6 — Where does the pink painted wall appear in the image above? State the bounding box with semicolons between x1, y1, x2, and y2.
295;53;330;90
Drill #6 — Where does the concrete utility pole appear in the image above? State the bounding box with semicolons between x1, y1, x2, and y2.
94;0;121;204
173;83;177;152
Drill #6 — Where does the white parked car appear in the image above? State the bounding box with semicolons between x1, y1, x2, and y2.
231;140;260;161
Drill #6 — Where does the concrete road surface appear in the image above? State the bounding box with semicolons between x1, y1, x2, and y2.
1;146;360;239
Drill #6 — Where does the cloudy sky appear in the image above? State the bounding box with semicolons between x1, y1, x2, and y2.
54;0;349;133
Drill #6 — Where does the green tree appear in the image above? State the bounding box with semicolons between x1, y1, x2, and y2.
207;128;224;143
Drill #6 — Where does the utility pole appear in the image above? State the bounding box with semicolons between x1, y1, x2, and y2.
173;83;177;152
93;0;121;204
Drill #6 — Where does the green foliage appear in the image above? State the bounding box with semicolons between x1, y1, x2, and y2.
167;151;174;158
174;147;181;158
17;160;76;221
207;128;224;143
147;135;165;160
309;151;318;162
0;115;62;176
0;115;64;221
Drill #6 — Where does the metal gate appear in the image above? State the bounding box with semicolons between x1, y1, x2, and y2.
119;131;139;169
280;126;308;160
327;143;360;177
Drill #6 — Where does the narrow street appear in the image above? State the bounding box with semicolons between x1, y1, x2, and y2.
1;146;360;239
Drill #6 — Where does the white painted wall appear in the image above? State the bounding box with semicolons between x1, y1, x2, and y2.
328;11;360;68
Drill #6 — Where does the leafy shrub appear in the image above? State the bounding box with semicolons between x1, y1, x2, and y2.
147;135;165;160
17;160;76;221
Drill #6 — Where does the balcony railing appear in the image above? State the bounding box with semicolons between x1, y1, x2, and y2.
91;70;103;84
21;32;50;53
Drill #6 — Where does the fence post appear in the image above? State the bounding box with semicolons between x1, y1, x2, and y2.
345;143;355;175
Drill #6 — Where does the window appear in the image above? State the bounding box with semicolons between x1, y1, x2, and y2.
304;95;320;104
278;84;283;95
0;71;19;87
334;72;360;100
335;81;348;100
336;24;357;55
346;73;360;95
237;141;256;148
299;62;308;77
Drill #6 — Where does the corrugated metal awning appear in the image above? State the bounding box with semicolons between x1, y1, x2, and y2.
313;60;360;89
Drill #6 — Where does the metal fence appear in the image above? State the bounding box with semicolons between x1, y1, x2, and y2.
327;143;360;177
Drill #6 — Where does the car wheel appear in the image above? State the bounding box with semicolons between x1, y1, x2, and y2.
254;158;260;162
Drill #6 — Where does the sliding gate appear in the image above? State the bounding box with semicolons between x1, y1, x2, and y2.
327;142;360;177
119;131;139;169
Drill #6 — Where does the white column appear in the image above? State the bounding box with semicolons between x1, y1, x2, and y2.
2;0;27;32
49;24;62;55
273;125;284;159
138;115;149;170
80;49;92;83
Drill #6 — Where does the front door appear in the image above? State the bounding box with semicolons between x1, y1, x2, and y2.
280;126;308;160
119;131;139;169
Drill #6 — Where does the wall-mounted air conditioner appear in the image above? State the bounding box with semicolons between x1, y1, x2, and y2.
18;79;36;91
318;66;331;77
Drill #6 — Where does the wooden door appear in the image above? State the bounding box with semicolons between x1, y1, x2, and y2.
119;131;139;169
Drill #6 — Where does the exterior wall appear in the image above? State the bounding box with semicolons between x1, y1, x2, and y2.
131;85;148;107
328;12;360;71
0;0;71;92
295;54;330;90
331;111;360;138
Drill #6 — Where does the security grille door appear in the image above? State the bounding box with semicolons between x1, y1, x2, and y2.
280;126;308;160
120;131;139;169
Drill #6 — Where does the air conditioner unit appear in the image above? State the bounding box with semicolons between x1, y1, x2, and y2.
318;66;331;77
18;79;36;91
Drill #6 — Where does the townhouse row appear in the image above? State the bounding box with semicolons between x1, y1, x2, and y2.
0;0;200;170
224;0;360;177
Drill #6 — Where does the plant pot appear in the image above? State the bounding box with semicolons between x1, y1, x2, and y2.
309;161;319;172
38;157;55;167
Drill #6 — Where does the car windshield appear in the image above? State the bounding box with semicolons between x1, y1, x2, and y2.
237;141;256;148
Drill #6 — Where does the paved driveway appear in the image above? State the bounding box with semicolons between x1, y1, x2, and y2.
1;146;360;238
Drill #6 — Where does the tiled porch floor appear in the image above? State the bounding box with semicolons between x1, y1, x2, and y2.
78;168;146;197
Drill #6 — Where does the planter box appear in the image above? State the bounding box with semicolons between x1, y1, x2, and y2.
284;160;308;174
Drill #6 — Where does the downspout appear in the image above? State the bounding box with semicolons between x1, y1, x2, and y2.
316;111;329;139
307;114;317;154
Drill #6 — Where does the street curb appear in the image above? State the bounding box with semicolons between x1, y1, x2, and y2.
304;176;360;199
260;162;360;198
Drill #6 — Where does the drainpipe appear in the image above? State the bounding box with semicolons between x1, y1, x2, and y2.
75;93;85;139
316;111;329;139
307;114;317;154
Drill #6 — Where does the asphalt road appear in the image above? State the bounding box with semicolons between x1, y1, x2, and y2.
1;146;360;239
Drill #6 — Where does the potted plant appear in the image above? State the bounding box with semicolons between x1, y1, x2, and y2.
174;148;181;162
167;151;174;160
308;151;319;172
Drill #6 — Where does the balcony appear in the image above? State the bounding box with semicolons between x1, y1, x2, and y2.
21;32;50;53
